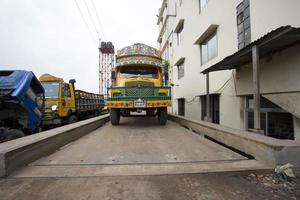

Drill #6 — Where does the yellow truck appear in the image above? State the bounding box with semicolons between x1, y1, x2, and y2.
107;43;171;125
39;74;104;127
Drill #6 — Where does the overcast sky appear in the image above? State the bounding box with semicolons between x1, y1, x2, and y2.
0;0;161;93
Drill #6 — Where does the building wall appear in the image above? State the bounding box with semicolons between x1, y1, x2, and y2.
236;44;300;95
157;0;300;137
158;0;243;126
250;0;300;41
219;76;245;130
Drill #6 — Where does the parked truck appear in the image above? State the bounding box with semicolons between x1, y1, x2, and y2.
0;70;45;142
39;74;104;127
107;43;172;125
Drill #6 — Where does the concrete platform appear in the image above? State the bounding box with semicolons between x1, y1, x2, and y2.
0;115;109;177
169;114;300;167
9;117;269;178
0;117;282;200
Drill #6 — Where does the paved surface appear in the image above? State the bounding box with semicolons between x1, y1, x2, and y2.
0;117;286;199
33;117;245;165
1;172;299;200
9;117;266;178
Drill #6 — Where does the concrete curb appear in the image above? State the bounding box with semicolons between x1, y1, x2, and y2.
169;114;300;168
0;114;109;177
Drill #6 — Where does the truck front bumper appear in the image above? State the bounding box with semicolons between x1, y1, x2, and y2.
42;118;62;126
42;110;62;126
107;99;171;108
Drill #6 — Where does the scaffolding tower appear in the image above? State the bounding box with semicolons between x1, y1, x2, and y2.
99;41;115;98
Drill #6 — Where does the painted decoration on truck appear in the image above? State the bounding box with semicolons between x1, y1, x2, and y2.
116;56;163;67
116;43;162;67
117;43;161;58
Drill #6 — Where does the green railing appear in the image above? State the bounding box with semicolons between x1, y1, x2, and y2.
107;86;171;101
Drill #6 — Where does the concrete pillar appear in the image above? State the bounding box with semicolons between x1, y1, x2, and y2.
293;116;300;143
243;97;249;131
252;45;261;129
205;73;212;122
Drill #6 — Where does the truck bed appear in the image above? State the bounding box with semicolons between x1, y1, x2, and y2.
75;90;104;113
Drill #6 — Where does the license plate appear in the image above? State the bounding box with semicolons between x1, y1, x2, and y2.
134;99;146;108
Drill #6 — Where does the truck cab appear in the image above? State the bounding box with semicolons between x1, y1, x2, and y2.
107;43;171;125
0;70;45;142
39;74;76;126
115;65;163;87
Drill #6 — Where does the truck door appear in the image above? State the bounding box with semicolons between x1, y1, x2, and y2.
61;83;72;116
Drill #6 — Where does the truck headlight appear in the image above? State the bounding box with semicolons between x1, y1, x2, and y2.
51;105;57;111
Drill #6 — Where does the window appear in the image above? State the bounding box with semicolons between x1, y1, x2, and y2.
120;66;158;79
63;83;71;97
177;24;184;46
42;82;59;98
237;0;251;49
200;32;217;65
177;61;184;80
199;0;209;12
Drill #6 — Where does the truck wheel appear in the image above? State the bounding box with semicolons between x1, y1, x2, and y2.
4;129;25;142
68;115;78;124
158;107;168;125
110;108;120;125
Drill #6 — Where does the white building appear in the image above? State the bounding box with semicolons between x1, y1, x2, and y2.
157;0;300;141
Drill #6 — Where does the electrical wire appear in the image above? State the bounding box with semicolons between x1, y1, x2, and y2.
83;0;100;38
74;0;97;43
90;0;107;40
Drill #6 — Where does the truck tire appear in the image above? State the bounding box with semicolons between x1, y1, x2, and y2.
110;108;120;125
68;115;78;124
158;107;168;125
4;129;25;142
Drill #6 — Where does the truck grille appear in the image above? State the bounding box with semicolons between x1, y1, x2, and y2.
125;87;154;97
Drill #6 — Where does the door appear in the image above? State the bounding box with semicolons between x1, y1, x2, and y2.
61;83;72;116
178;98;185;116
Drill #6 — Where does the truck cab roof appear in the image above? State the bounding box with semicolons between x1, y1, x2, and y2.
0;70;44;95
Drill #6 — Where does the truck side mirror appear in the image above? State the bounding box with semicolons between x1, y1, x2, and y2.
111;71;116;80
69;79;76;90
69;79;76;84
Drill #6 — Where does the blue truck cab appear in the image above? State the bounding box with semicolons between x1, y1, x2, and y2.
0;70;45;142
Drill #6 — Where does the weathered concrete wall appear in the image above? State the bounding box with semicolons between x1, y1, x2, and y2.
0;115;109;177
169;114;300;168
236;45;300;95
263;93;300;119
219;75;244;130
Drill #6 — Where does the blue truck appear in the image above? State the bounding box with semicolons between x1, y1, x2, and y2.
0;70;45;142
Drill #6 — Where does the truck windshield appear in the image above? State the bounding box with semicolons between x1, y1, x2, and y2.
120;66;158;79
42;82;59;98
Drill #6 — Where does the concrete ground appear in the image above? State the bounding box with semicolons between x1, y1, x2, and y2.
1;172;299;200
0;117;298;199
